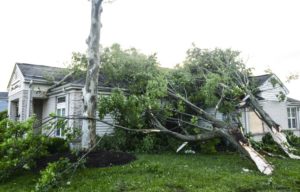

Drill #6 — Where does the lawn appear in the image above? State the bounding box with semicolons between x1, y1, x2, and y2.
1;153;300;192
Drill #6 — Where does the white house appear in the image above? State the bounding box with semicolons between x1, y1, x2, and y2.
199;74;300;140
7;63;113;137
242;74;300;140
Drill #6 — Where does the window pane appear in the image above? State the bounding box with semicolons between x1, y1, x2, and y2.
287;108;291;117
62;108;65;116
288;119;291;128
56;128;61;136
292;108;297;117
292;119;297;128
57;97;66;103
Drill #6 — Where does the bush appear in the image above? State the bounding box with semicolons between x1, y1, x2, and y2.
96;129;227;154
284;130;300;148
200;138;221;154
45;137;70;154
249;133;284;155
0;118;48;182
0;110;7;121
96;129;182;153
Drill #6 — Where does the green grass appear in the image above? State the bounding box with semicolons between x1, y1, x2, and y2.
1;153;300;192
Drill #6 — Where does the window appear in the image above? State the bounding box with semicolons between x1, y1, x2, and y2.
287;107;298;129
57;97;66;103
56;96;66;137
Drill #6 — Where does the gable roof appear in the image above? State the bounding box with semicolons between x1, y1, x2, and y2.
249;74;272;87
287;97;300;104
17;63;68;83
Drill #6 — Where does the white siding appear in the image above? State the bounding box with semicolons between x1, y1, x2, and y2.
258;77;288;101
260;100;289;129
96;113;114;136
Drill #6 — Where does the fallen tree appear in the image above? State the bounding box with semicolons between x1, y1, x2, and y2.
97;45;299;175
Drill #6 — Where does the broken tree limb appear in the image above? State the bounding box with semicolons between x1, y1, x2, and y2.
167;89;226;128
218;129;273;175
167;90;273;175
46;71;75;93
247;92;300;159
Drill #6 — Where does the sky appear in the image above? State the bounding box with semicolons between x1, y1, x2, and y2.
0;0;299;98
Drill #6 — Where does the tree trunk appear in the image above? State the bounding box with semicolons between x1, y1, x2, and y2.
247;93;300;159
82;0;103;149
165;92;273;174
219;128;273;175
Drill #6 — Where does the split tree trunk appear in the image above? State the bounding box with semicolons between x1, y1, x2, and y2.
166;91;273;175
82;0;103;149
247;93;300;159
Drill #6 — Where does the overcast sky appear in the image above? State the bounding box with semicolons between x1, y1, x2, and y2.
0;0;299;98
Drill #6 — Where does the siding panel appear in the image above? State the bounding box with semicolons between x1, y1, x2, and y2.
96;113;114;136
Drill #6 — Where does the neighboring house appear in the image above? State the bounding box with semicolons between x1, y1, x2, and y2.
0;92;8;112
200;74;300;140
242;74;300;140
7;63;113;137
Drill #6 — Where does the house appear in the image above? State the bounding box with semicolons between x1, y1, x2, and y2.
199;74;300;140
7;63;300;141
241;74;300;140
7;63;113;137
0;92;8;112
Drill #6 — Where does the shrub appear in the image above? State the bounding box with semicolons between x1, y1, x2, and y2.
284;130;300;148
45;137;70;154
0;110;7;121
0;118;48;182
200;138;221;154
249;133;284;155
96;129;180;153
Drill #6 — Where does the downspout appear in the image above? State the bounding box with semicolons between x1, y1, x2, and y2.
27;80;33;119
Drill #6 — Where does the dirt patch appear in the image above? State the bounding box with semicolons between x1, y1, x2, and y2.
34;150;136;171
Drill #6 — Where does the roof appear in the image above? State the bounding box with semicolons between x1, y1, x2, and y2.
287;97;300;104
17;63;68;82
16;63;114;88
63;71;113;87
0;92;8;99
249;74;272;87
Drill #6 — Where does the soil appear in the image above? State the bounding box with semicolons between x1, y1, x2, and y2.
34;150;136;171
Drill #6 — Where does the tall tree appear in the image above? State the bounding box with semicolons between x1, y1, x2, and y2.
82;0;103;149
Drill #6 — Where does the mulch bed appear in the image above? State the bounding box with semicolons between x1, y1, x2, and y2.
34;150;136;171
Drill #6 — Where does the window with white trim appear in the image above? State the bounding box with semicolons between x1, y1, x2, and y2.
287;107;298;129
56;96;66;137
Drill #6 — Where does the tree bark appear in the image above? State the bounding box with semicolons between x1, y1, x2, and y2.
219;128;273;175
247;92;300;159
167;91;273;174
82;0;103;149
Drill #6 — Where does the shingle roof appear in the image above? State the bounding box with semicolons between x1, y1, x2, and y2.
16;63;113;87
287;97;300;103
63;71;115;87
249;74;272;87
17;63;68;82
0;92;8;98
